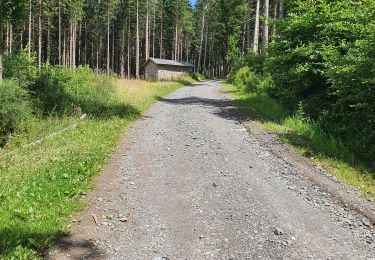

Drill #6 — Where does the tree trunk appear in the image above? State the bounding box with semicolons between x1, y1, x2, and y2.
78;22;82;65
203;25;208;75
58;0;62;64
107;12;110;74
145;0;150;61
111;24;115;73
253;0;260;54
273;0;278;38
47;17;51;64
9;23;13;55
63;32;66;66
38;1;42;69
20;23;24;51
0;23;3;81
160;2;164;59
127;14;131;78
136;0;140;79
247;0;252;51
198;9;205;73
262;0;269;55
120;29;125;78
28;0;32;57
279;0;285;19
152;0;156;58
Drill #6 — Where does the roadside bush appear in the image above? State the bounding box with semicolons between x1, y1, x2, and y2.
323;29;375;161
0;80;32;145
192;72;205;81
3;49;38;87
263;0;375;163
31;66;118;116
243;52;265;75
233;66;260;93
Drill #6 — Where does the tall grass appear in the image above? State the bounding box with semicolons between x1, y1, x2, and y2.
0;77;193;259
223;83;375;202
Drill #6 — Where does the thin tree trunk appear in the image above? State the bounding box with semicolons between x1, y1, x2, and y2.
203;25;208;75
111;24;115;73
63;31;66;66
9;23;13;55
174;2;179;61
127;14;131;78
152;0;156;58
47;17;51;64
247;0;252;50
262;0;270;55
253;0;261;54
107;12;110;74
73;19;76;68
273;0;278;38
241;18;247;57
145;0;150;61
58;0;62;64
38;1;42;69
78;22;82;65
136;0;140;78
279;0;285;19
20;23;24;51
160;2;163;59
6;23;9;54
0;23;3;80
28;0;32;57
120;29;125;78
198;8;205;73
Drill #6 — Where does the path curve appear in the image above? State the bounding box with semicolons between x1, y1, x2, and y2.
48;80;374;259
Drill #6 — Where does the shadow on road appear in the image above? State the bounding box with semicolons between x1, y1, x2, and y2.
158;96;253;123
47;234;104;259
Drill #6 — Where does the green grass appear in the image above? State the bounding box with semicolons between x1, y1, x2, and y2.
223;82;375;203
0;78;193;259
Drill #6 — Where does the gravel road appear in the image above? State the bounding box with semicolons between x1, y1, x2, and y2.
49;80;374;259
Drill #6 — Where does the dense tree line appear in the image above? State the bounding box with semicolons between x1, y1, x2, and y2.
1;0;285;80
228;0;375;163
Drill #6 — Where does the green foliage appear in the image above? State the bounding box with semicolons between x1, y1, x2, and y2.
3;50;38;87
192;72;205;81
0;80;32;146
31;66;122;117
243;52;265;75
232;66;260;93
263;0;375;163
324;27;375;161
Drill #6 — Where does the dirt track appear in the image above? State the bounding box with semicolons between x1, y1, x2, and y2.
48;80;374;259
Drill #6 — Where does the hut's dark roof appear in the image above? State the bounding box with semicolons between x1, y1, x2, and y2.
146;58;194;68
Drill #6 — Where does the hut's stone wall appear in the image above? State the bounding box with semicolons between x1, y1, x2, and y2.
145;62;158;80
157;65;193;80
144;62;193;80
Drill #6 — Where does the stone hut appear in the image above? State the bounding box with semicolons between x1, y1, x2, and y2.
144;58;194;80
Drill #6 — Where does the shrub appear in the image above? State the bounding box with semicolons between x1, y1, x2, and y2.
233;66;260;93
3;49;38;87
31;66;118;116
0;80;32;145
243;52;265;75
192;72;205;81
323;29;375;161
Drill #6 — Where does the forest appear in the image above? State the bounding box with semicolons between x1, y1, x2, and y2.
0;0;374;258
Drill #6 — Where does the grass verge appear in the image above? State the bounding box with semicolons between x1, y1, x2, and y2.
0;78;194;259
223;82;375;203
